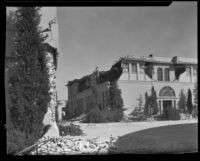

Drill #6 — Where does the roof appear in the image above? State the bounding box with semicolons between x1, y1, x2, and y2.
113;55;197;65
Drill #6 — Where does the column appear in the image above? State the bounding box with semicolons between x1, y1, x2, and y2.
161;100;163;114
136;62;139;80
128;63;131;80
162;67;165;81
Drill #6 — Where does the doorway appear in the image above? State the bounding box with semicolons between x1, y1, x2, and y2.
163;100;172;111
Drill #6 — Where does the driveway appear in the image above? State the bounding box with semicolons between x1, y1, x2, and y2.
78;119;198;140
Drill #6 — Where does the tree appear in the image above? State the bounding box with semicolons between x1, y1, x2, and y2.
150;86;158;115
137;94;143;112
193;81;198;105
144;92;149;117
187;89;193;114
177;89;187;113
7;7;51;154
109;80;124;120
109;80;124;110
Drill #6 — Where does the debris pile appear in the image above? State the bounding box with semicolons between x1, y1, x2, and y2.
31;135;117;155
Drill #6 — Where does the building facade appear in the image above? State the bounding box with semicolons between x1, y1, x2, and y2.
67;55;197;115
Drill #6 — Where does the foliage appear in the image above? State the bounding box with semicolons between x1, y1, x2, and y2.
143;86;158;118
163;106;180;120
149;86;159;115
83;108;123;123
7;7;51;154
130;108;146;121
109;80;124;112
83;108;107;123
178;89;187;113
58;123;83;136
137;94;143;111
144;92;149;117
192;105;198;118
63;101;85;120
193;81;198;105
7;126;26;154
187;89;193;114
91;86;102;110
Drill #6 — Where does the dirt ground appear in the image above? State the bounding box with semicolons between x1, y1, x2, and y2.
77;119;198;140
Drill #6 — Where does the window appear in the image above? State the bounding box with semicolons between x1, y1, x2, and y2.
122;63;129;72
157;68;163;81
193;67;197;76
164;68;170;81
139;64;144;74
186;67;191;77
131;63;137;74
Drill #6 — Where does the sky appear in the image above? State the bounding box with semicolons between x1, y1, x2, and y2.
56;2;197;100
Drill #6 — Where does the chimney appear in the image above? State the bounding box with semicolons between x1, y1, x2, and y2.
149;54;153;58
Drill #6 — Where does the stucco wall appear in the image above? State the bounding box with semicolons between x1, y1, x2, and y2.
118;80;195;109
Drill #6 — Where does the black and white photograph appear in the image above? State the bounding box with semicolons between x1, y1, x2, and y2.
5;1;197;155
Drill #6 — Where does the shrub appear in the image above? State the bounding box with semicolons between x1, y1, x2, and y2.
178;89;187;113
192;105;198;118
58;123;83;136
104;109;123;122
163;106;180;120
83;108;107;123
83;108;123;123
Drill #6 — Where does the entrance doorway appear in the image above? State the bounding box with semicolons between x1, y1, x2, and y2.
163;100;172;110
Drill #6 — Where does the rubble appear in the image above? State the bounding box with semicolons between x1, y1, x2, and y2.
31;135;117;155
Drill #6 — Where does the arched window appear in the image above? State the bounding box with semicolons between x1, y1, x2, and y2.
164;68;170;81
157;68;163;81
159;86;176;97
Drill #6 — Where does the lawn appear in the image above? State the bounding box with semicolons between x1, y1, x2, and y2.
109;123;198;154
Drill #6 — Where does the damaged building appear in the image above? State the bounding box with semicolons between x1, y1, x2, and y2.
66;55;197;115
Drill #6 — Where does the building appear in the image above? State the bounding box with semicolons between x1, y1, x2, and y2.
6;7;59;131
67;55;197;115
56;100;67;121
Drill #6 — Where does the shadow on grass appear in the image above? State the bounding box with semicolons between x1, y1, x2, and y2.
108;123;198;154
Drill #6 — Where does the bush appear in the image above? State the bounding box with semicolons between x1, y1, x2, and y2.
83;108;123;123
58;123;83;136
192;105;198;118
83;108;107;123
129;108;146;121
163;106;180;120
104;109;123;122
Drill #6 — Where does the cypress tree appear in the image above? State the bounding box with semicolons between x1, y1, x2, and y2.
144;92;149;117
8;7;51;153
177;89;187;113
150;86;158;115
109;80;124;110
193;81;198;105
109;80;124;120
187;89;193;114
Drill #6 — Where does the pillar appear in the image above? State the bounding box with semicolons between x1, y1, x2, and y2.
162;67;165;81
136;62;139;80
161;100;163;114
128;63;131;80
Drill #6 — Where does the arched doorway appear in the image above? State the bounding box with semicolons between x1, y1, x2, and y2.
158;86;176;114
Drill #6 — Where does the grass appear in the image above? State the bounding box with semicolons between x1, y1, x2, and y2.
109;123;198;154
